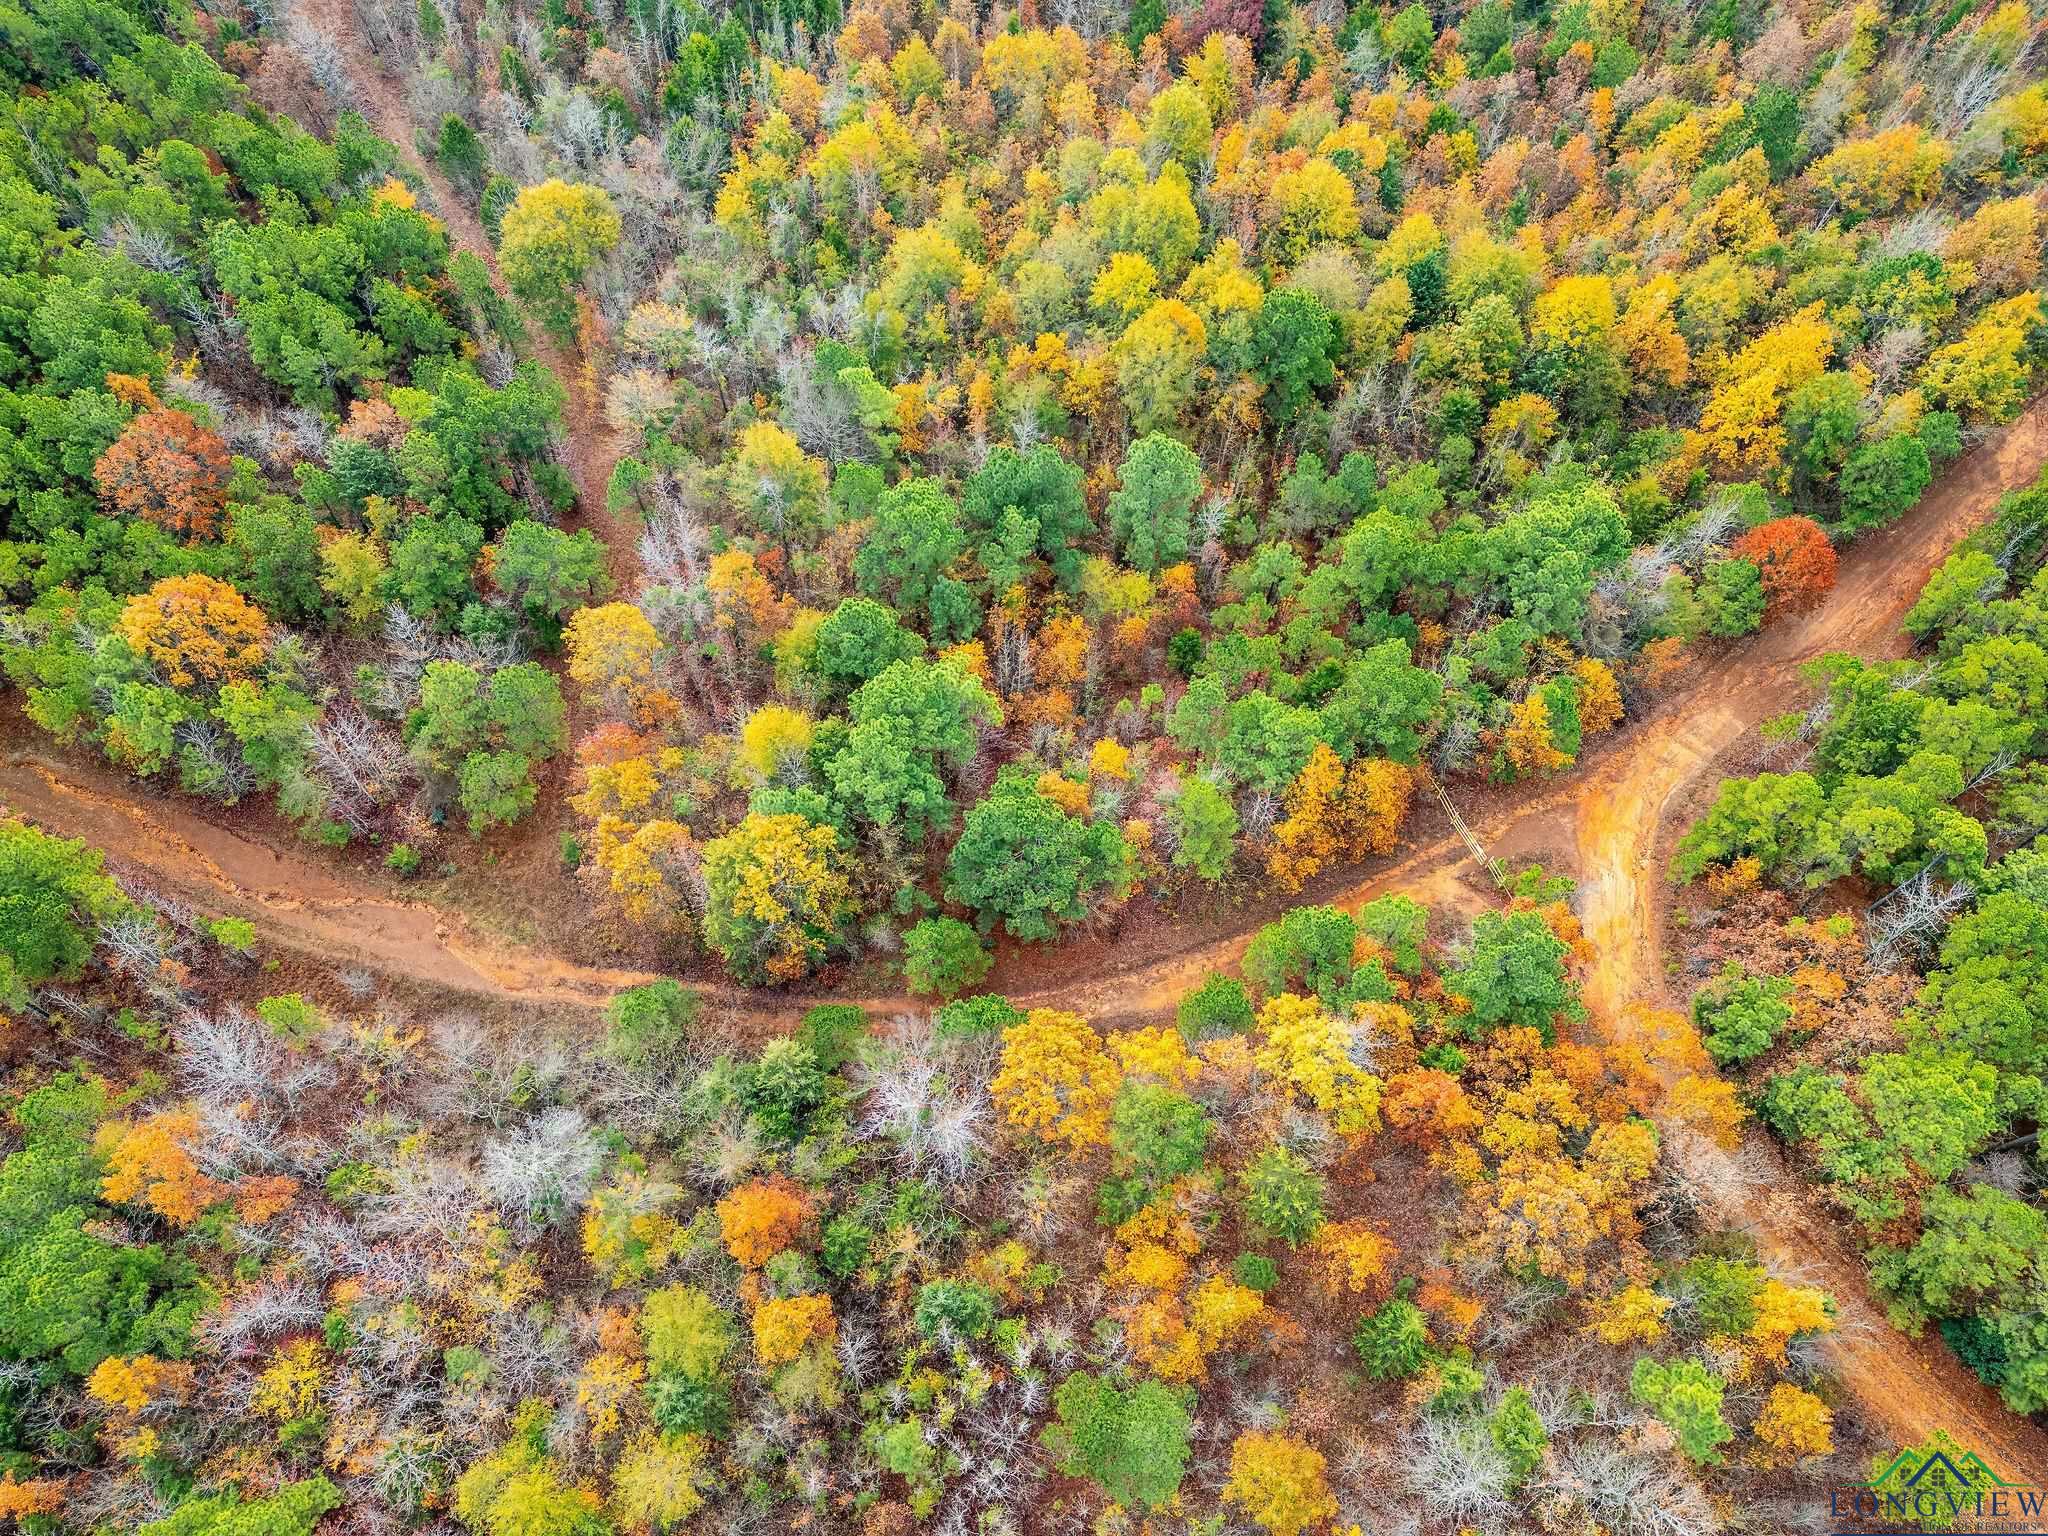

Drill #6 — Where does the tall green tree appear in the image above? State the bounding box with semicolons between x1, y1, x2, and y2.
1450;909;1582;1044
946;770;1132;941
0;820;129;1005
1042;1372;1192;1510
1249;288;1338;422
825;657;1000;838
963;445;1093;591
1107;433;1202;574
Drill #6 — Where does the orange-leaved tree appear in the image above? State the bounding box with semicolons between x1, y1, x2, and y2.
94;407;232;541
115;574;270;690
1335;757;1412;857
716;1177;812;1267
97;1109;221;1225
1730;516;1837;617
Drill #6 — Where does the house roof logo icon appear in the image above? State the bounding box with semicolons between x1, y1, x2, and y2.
1857;1448;2031;1492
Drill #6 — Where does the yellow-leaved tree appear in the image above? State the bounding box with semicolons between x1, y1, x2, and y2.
1753;1382;1834;1465
565;602;671;723
1253;993;1383;1135
735;705;815;785
500;179;623;340
1222;1431;1338;1536
1266;158;1361;264
990;1008;1122;1150
1920;292;2044;423
116;575;270;691
699;811;854;982
1697;305;1833;478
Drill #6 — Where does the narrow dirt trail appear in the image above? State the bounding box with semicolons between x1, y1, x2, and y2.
4;405;2045;1477
291;0;641;588
7;402;2045;1035
1574;397;2048;1473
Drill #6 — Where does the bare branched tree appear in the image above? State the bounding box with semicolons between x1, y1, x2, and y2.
176;1007;337;1112
480;1107;603;1233
1537;1432;1720;1536
853;1035;990;1187
206;1279;326;1356
1402;1413;1514;1524
1866;869;1979;970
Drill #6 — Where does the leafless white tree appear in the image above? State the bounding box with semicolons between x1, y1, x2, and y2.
362;1151;482;1240
310;706;418;832
853;1038;990;1187
480;1107;602;1233
1403;1413;1515;1524
207;1278;326;1356
1537;1433;1721;1536
1866;869;1978;969
177;1007;337;1112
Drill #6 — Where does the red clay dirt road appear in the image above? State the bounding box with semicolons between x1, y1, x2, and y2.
19;10;2048;1471
1571;399;2048;1476
9;399;2048;1468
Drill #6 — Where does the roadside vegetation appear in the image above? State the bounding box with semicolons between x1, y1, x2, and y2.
1673;468;2048;1419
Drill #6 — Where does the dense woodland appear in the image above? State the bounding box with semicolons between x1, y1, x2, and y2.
2;0;2048;1524
3;0;2047;984
1;828;1858;1533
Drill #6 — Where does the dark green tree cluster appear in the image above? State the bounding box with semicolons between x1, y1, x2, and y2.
0;0;580;848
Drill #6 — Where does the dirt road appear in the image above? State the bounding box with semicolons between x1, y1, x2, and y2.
1573;399;2048;1474
0;755;671;1011
11;398;2047;1468
5;402;2043;1037
17;9;2048;1469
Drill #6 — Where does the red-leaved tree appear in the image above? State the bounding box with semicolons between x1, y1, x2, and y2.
1731;516;1837;617
94;408;232;542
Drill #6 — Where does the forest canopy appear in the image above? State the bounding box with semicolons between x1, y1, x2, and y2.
0;0;2042;1525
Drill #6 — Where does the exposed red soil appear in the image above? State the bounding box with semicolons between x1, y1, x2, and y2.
23;11;2048;1474
1573;399;2048;1474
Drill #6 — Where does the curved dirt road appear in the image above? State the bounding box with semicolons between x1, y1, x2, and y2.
11;398;2048;1471
4;402;2044;1034
15;12;2048;1471
0;756;671;1012
1574;401;2048;1474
